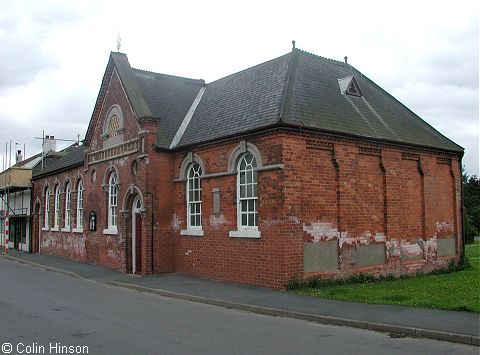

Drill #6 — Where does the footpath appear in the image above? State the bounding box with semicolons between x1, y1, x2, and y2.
2;250;479;346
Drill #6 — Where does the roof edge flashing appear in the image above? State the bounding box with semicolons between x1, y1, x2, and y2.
169;86;207;149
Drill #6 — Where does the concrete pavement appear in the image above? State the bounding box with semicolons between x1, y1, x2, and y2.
2;250;479;346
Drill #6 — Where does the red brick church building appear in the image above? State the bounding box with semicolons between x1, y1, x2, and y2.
31;47;464;288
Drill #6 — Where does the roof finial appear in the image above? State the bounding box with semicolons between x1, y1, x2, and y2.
292;40;296;50
116;32;122;52
344;56;348;64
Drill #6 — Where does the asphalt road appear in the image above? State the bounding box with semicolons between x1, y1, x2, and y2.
0;257;477;355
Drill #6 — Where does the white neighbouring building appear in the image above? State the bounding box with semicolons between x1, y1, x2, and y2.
0;151;42;251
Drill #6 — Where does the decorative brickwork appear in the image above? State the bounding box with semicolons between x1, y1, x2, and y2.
31;55;464;290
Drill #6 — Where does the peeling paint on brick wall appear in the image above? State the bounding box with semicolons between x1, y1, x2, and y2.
209;214;228;229
171;214;182;231
424;237;438;261
66;235;87;258
385;239;401;258
303;222;339;242
400;242;424;260
436;221;454;236
115;157;128;166
32;108;462;289
107;248;122;262
287;216;301;224
40;233;86;259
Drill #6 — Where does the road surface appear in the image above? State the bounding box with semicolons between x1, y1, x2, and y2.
0;257;476;354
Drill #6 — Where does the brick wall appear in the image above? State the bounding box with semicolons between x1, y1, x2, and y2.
171;134;287;288
30;65;463;289
280;132;462;283
32;69;149;272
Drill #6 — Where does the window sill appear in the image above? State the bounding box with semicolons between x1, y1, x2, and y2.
61;227;71;232
103;228;118;235
50;227;59;232
180;229;204;237
72;227;83;233
229;230;261;239
42;227;50;231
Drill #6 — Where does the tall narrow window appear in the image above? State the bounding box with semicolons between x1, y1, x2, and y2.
44;187;50;229
187;163;202;229
64;182;71;229
108;172;118;230
54;185;60;229
76;180;83;229
237;153;258;230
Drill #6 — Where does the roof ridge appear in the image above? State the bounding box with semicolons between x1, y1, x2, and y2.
132;67;205;83
295;48;349;67
206;52;291;85
278;50;298;122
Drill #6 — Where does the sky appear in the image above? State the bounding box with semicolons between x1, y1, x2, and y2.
0;0;478;175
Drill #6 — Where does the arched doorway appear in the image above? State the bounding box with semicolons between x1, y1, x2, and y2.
131;195;142;274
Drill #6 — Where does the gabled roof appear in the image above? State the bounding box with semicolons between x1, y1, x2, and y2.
85;49;462;154
132;68;205;147
32;145;85;179
175;49;462;153
177;53;291;147
282;50;462;152
11;152;42;169
84;52;205;148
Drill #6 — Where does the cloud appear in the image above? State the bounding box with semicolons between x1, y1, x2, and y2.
0;0;478;177
0;0;87;91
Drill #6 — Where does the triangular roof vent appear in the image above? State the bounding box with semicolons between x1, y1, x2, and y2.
338;75;362;97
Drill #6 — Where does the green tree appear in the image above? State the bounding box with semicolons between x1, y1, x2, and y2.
463;171;480;242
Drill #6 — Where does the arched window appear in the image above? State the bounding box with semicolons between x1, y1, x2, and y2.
237;153;258;230
76;180;84;229
108;114;120;138
64;182;71;229
187;163;202;230
108;172;118;230
102;105;124;148
44;187;50;229
54;185;60;229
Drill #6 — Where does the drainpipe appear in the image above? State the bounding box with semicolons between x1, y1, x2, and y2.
459;156;465;260
144;191;155;274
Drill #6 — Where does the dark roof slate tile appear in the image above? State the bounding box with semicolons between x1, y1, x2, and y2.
177;53;291;147
132;69;205;148
32;145;84;179
284;50;462;152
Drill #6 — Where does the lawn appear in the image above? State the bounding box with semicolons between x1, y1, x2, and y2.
293;242;480;313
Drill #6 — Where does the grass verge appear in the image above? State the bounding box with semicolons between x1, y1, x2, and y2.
290;242;480;313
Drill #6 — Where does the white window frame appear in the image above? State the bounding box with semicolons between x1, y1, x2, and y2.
229;153;261;238
186;163;203;230
52;185;60;231
43;188;50;230
107;172;118;231
73;180;84;233
62;182;71;231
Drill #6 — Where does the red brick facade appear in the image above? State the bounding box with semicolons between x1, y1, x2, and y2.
31;61;464;289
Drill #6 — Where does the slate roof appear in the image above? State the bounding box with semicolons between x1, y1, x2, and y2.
283;50;462;152
177;54;291;147
38;49;462;179
32;145;85;179
84;49;462;157
175;49;462;153
84;53;205;148
132;69;205;147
